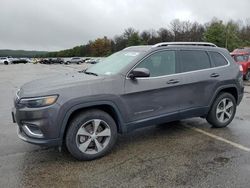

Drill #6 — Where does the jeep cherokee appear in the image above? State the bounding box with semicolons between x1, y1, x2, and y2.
12;42;244;160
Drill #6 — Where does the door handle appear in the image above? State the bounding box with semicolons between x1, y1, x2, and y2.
210;73;220;78
167;79;180;84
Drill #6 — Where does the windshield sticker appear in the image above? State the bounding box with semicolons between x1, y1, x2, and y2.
124;52;139;57
105;72;112;75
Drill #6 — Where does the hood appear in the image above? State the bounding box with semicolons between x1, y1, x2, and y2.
19;72;105;97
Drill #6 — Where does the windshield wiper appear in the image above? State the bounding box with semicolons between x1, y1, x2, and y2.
84;71;98;76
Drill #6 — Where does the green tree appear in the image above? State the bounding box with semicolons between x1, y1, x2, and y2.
90;37;112;57
203;19;226;47
123;28;142;46
127;32;142;46
224;21;241;51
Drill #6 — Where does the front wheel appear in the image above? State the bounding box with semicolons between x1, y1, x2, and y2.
206;93;236;128
4;61;9;65
66;110;117;160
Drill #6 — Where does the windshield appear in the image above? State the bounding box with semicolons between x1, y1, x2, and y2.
86;51;142;75
234;55;249;62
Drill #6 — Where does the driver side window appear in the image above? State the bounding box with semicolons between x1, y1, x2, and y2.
136;50;176;77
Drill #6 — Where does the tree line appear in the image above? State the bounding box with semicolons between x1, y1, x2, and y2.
45;18;250;57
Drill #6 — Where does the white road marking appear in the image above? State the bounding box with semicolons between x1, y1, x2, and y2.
185;125;250;152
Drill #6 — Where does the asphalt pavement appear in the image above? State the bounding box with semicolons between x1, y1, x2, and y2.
0;63;250;188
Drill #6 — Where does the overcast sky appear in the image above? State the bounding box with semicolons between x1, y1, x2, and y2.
0;0;250;51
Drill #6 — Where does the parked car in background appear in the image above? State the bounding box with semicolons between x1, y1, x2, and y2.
65;57;83;64
12;58;28;64
233;47;250;54
30;58;39;64
12;42;244;161
48;58;64;64
85;58;100;64
0;57;13;65
39;58;50;64
231;51;250;81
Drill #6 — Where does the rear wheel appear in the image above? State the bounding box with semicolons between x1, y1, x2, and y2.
66;110;117;160
244;70;250;81
4;61;8;65
206;93;236;128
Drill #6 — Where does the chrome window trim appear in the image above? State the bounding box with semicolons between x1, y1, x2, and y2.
126;50;230;80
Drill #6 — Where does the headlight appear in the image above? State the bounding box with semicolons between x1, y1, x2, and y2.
19;95;58;108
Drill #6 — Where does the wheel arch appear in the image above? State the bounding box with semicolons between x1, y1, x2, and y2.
210;85;239;108
60;101;126;143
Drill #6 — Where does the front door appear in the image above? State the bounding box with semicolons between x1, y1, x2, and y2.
122;50;182;126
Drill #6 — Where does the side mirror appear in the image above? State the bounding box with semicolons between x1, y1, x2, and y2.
128;68;150;79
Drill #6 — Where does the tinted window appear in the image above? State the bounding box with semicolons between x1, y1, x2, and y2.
179;50;211;72
136;50;176;77
210;52;228;67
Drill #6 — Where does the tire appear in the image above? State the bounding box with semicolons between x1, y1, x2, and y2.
206;92;236;128
65;61;70;65
66;109;117;161
244;70;250;81
4;61;8;65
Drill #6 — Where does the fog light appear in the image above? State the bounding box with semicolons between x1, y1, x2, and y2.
22;124;44;138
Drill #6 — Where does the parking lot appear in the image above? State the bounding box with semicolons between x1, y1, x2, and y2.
0;63;250;188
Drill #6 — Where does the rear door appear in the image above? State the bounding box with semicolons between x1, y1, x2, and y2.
123;50;182;124
177;49;221;118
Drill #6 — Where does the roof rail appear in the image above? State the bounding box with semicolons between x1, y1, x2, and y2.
152;42;217;48
123;45;152;50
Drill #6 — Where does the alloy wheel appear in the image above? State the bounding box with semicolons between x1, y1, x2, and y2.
75;119;111;155
216;98;234;123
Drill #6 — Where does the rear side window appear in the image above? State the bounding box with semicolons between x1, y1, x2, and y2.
209;52;228;67
179;50;211;72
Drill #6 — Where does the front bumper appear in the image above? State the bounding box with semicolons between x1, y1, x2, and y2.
12;103;63;147
17;126;61;146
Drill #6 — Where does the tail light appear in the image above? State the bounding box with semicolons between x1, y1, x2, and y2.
239;65;243;72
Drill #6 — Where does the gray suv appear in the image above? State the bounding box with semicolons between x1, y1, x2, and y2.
12;42;244;160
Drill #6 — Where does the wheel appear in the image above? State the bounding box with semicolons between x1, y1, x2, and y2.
4;61;8;65
65;61;70;65
244;70;250;81
66;110;117;161
206;93;236;128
